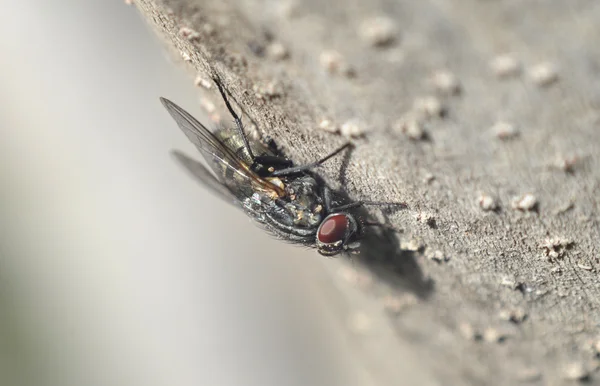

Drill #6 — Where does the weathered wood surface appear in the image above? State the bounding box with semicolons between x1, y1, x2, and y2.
135;0;600;384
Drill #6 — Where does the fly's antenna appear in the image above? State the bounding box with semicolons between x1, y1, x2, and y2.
212;75;256;161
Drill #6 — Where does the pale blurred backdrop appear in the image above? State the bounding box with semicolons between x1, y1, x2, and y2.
0;2;370;385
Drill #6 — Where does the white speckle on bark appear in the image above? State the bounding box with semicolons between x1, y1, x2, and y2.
478;194;498;211
199;97;216;114
179;26;201;41
253;80;283;99
590;338;600;355
553;154;579;173
416;212;436;227
318;118;339;133
498;308;527;324
489;54;521;78
529;62;559;86
432;70;461;95
500;276;518;289
427;249;449;263
401;238;424;252
459;322;480;341
491;121;519;140
483;327;507;343
540;237;572;260
320;50;355;77
340;119;368;138
194;75;212;89
413;96;444;119
201;23;215;35
180;51;191;62
422;171;435;184
359;16;398;47
576;262;593;271
266;41;289;60
394;115;427;140
511;193;537;211
562;362;589;381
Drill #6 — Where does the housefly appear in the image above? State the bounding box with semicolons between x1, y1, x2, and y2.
161;77;401;256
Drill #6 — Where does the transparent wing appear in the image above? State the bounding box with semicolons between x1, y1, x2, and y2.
171;150;237;205
161;97;284;199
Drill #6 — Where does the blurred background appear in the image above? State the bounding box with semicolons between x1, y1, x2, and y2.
0;2;374;385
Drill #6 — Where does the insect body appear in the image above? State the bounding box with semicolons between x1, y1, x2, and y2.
162;78;397;256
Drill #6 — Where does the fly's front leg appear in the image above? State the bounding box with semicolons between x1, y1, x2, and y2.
362;220;403;234
331;201;408;212
270;142;354;177
330;199;407;234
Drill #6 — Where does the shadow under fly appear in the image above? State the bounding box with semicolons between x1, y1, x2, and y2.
161;75;428;294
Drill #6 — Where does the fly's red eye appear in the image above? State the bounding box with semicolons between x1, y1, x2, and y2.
317;214;348;244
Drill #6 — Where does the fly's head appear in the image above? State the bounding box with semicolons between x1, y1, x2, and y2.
316;212;361;257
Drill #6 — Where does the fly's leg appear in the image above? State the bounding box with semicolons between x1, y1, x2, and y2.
331;201;407;212
270;142;353;177
213;76;354;177
362;220;403;234
213;76;298;174
253;155;293;169
213;76;256;161
331;201;406;234
213;76;354;178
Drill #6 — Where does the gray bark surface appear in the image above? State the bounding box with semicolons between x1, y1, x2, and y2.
135;0;600;384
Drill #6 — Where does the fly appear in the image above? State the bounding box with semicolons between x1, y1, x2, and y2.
161;77;402;256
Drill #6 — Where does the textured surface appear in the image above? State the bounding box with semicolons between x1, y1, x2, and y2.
136;0;600;384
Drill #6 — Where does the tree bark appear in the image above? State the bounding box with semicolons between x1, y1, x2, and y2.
134;0;600;384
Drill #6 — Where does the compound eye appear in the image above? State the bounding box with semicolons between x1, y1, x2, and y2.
317;214;348;244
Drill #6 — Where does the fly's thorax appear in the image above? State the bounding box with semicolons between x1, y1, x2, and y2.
285;176;319;200
283;176;324;228
282;200;323;228
214;127;323;228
